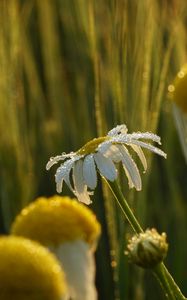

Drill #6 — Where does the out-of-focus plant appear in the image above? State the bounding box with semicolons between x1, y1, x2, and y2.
0;236;67;300
11;195;101;300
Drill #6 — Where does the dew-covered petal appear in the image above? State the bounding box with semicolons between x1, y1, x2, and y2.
122;165;134;189
94;152;117;181
97;141;112;154
55;160;73;193
97;141;121;162
127;132;161;144
46;152;75;170
83;155;97;189
103;145;122;163
55;156;81;193
46;155;64;170
75;186;92;205
107;124;128;137
73;160;92;205
117;145;142;191
126;140;167;158
111;132;161;145
129;144;147;172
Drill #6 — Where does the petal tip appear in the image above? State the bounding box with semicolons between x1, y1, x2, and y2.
46;162;51;170
56;187;62;193
136;187;142;191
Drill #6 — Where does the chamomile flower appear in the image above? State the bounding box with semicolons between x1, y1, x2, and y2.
0;236;67;300
46;124;166;204
11;196;101;300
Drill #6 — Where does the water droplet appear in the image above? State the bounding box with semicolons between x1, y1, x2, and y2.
178;71;185;78
143;71;148;79
111;260;117;268
168;85;175;92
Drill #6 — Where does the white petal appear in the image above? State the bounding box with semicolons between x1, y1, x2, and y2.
51;241;97;300
111;132;162;145
46;152;75;170
107;124;128;136
129;144;147;171
73;160;92;204
94;152;117;181
126;140;167;158
122;166;134;189
64;172;74;193
56;179;63;194
76;190;92;205
97;142;122;162
97;141;112;154
83;155;97;189
103;145;122;163
117;145;142;191
55;156;81;193
127;132;161;144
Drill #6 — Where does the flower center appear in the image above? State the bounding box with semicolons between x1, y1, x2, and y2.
77;136;110;155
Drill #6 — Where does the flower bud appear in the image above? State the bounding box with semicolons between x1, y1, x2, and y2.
125;228;168;269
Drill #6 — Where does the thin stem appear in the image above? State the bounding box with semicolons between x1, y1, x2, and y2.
154;264;176;300
106;179;187;300
161;264;186;300
107;180;143;234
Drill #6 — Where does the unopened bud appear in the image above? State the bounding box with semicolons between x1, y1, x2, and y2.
125;228;168;269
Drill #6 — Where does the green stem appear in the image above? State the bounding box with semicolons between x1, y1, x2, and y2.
106;180;186;300
161;264;186;300
154;264;176;300
107;180;143;234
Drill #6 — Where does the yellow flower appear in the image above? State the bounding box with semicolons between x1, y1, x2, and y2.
168;64;187;113
0;236;67;300
168;64;187;162
11;195;101;249
11;196;101;300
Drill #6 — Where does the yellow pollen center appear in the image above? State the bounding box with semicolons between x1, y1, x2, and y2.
77;136;110;155
0;236;67;300
11;196;101;248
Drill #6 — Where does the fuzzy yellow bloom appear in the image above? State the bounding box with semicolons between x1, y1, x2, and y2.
0;236;67;300
11;195;101;248
168;64;187;162
11;196;101;300
168;64;187;113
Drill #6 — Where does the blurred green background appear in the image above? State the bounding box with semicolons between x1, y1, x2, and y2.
0;1;187;299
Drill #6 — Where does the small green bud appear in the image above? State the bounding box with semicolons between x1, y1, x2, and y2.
125;228;168;269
